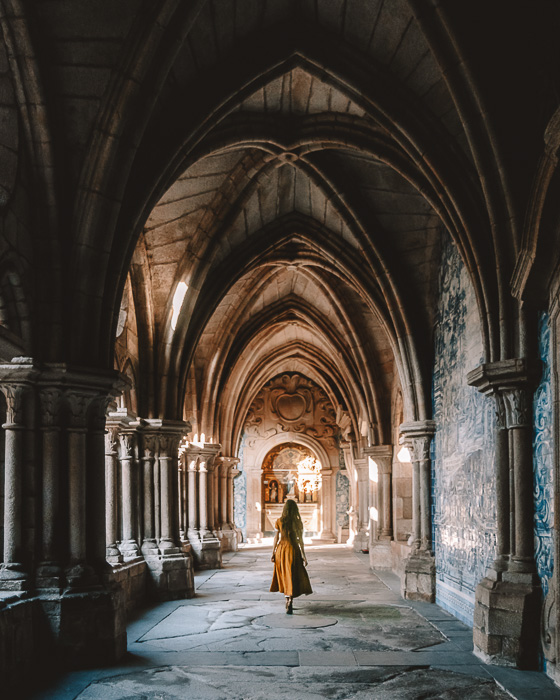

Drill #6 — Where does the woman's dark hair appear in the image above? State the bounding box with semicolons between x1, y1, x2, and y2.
281;498;304;538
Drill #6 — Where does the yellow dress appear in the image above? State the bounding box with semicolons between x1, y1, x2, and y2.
270;518;313;597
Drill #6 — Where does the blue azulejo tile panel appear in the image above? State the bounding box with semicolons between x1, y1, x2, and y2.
233;433;247;541
432;234;497;627
533;312;554;595
336;463;350;528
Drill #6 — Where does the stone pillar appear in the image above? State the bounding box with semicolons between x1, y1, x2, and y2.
187;453;198;540
212;459;220;537
219;457;239;551
399;421;436;603
318;468;336;542
141;434;158;556
65;390;98;588
34;367;127;668
118;432;141;560
104;428;122;564
0;384;28;589
36;387;64;587
189;443;222;569
468;360;541;669
88;397;112;573
353;457;370;552
140;421;193;600
364;445;393;569
198;456;210;537
157;434;179;555
178;452;187;543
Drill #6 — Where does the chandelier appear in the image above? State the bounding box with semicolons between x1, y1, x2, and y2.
296;455;322;493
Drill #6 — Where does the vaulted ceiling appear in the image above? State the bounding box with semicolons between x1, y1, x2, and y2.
1;1;557;448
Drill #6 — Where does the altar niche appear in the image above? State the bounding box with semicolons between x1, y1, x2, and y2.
261;443;321;536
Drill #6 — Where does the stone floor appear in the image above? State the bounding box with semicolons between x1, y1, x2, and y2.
34;545;560;700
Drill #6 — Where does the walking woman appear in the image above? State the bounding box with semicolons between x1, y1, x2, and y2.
270;499;312;613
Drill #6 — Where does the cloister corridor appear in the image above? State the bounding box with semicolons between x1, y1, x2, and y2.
34;546;558;700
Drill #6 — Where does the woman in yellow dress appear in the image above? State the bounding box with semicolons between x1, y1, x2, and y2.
270;499;312;613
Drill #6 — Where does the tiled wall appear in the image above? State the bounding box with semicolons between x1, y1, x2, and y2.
432;235;497;626
336;460;350;529
233;434;247;541
533;312;554;595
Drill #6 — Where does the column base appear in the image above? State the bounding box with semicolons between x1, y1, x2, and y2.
219;528;238;552
191;535;222;569
36;562;64;590
144;553;194;601
0;563;29;591
106;545;124;565
119;540;142;562
473;571;541;669
39;584;126;668
402;551;435;602
141;539;160;557
353;529;370;553
64;563;100;590
369;541;393;570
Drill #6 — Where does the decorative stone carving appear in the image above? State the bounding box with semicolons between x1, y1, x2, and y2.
39;387;62;428
2;383;25;425
244;373;338;448
502;387;531;429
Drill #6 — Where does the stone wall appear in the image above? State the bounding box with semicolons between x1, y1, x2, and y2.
432;235;497;626
111;561;148;616
533;312;554;594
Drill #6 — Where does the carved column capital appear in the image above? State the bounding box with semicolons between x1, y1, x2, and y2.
1;383;26;425
141;433;157;460
501;387;531;429
39;387;62;428
66;390;95;429
363;445;393;473
105;426;119;455
119;432;136;459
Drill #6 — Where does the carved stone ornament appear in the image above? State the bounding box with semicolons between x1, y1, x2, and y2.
495;394;507;430
105;427;119;454
244;372;338;448
66;390;94;428
142;434;157;460
2;383;25;425
39;387;62;427
411;436;431;463
119;432;135;459
502;387;530;429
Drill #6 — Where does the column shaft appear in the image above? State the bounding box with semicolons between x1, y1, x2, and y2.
188;460;198;535
68;429;88;563
3;425;24;567
199;462;209;536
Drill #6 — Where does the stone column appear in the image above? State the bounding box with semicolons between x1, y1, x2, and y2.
140;434;158;556
88;397;112;572
65;391;97;588
190;443;222;568
157;434;179;555
0;384;27;589
502;387;535;573
364;445;393;569
198;456;210;538
187;453;199;540
353;457;369;552
467;359;541;669
212;460;220;536
178;452;185;540
318;468;336;542
399;421;436;603
119;432;141;560
37;387;64;586
104;427;122;564
220;457;239;551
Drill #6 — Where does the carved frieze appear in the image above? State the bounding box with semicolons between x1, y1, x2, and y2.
244;372;339;448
